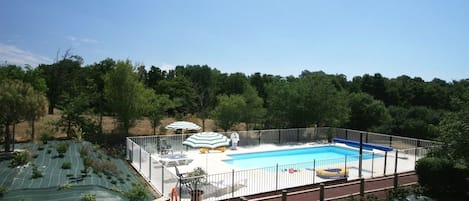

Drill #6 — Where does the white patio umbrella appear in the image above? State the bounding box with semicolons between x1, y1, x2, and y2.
165;121;201;131
183;132;231;173
182;132;231;149
165;121;201;153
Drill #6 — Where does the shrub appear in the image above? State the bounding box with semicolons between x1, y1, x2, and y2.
125;182;148;201
47;149;52;154
61;162;72;169
58;183;72;190
0;185;7;197
37;146;44;151
416;157;469;197
81;193;96;201
10;151;31;167
79;145;91;157
32;166;43;179
56;142;70;157
40;132;53;144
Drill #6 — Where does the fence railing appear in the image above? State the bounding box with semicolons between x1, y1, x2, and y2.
126;127;440;200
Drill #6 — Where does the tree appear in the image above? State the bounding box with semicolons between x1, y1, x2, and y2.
266;71;349;128
87;58;115;132
56;94;89;139
241;84;266;130
347;93;391;132
211;95;247;131
0;80;45;151
104;60;150;135
146;93;174;135
38;54;83;114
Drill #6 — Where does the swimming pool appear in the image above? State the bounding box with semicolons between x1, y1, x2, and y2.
224;145;379;169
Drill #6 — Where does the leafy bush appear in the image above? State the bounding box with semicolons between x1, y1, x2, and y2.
416;157;469;197
61;162;72;169
125;182;148;201
0;185;7;197
32;166;43;179
81;193;96;201
10;151;31;167
40;132;53;144
56;142;70;157
58;183;72;190
79;145;91;157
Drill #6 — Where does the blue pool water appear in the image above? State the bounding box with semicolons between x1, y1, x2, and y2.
224;145;378;169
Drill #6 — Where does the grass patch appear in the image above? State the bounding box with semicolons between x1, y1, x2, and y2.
61;162;72;169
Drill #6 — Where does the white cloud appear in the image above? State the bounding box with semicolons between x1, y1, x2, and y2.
67;36;99;45
160;63;175;71
0;43;52;66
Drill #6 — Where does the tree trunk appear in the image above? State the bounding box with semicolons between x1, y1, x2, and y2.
12;124;16;151
4;124;11;152
48;104;54;114
98;112;103;134
202;119;206;132
31;117;36;142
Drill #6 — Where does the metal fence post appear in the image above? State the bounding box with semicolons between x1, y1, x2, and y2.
384;151;388;176
345;129;348;140
276;164;279;190
344;156;348;178
258;130;261;145
297;128;300;143
278;129;281;144
149;155;151;181
389;136;393;147
232;169;235;198
161;166;164;195
393;173;398;189
371;153;375;178
394;150;399;174
313;159;316;184
139;146;142;171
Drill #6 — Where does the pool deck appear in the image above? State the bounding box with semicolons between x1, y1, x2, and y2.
149;142;418;200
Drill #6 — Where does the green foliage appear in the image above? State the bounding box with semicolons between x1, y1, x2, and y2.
0;79;46;152
58;183;72;190
415;157;469;197
104;60;151;135
31;166;43;179
347;92;391;132
80;194;96;201
10;151;31;167
40;132;53;144
61;162;72;169
385;187;409;201
145;93;174;135
125;182;148;201
211;94;247;131
186;167;208;191
266;71;349;128
56;142;70;157
0;185;8;197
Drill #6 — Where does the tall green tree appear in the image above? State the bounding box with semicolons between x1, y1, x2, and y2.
347;92;391;132
146;93;174;135
211;95;246;131
266;71;349;128
38;55;83;114
0;80;45;151
241;84;266;130
104;60;150;135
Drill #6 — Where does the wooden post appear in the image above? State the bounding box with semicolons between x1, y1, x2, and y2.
319;183;325;201
282;190;287;201
360;177;365;198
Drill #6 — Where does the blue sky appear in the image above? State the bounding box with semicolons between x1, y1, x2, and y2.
1;0;468;81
